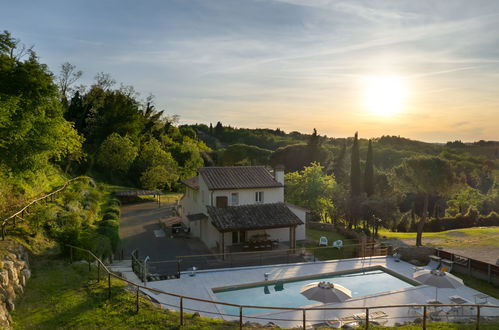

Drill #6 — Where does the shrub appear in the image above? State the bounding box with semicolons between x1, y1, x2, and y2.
79;230;112;260
97;224;119;251
102;212;119;221
106;198;121;207
105;205;121;216
99;220;119;228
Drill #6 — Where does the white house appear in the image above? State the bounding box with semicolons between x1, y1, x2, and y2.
178;166;308;254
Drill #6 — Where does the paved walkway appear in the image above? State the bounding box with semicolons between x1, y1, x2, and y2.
142;256;499;328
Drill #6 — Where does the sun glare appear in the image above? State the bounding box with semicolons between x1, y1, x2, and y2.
364;76;407;117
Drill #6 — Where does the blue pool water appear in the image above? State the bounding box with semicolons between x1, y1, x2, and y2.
214;269;414;316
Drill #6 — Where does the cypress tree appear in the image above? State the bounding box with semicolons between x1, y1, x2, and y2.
350;132;362;197
364;139;374;197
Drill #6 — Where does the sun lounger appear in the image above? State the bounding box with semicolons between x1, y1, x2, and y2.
474;293;489;304
324;317;342;328
426;255;441;270
407;305;424;317
439;259;453;272
338;311;389;326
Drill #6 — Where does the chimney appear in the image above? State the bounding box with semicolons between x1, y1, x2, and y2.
274;165;285;186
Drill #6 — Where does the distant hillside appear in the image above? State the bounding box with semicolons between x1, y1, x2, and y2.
184;123;499;172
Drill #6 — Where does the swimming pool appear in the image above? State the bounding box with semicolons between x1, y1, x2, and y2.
213;268;415;315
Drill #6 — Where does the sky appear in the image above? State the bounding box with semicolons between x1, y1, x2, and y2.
2;0;499;142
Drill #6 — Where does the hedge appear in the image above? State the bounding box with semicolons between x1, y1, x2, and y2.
424;210;499;232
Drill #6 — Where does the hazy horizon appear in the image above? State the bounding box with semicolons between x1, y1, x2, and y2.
2;0;499;142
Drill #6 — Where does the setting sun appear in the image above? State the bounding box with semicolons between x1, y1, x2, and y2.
364;76;407;117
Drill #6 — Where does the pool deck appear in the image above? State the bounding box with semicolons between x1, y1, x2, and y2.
140;256;499;327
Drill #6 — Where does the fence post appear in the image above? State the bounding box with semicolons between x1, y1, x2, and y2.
136;286;140;313
180;297;184;326
365;308;369;329
177;259;181;278
476;305;480;330
423;305;427;329
487;264;491;283
70;246;73;264
239;306;243;330
108;273;111;299
302;309;306;329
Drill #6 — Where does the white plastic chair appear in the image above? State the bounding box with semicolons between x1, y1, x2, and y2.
319;236;328;246
332;240;343;249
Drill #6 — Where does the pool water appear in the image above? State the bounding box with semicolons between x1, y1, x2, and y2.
214;269;414;316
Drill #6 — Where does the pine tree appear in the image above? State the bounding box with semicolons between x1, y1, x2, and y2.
364;139;374;197
350;132;362;197
209;123;213;135
214;121;223;136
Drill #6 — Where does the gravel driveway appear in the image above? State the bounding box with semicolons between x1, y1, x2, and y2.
118;201;212;275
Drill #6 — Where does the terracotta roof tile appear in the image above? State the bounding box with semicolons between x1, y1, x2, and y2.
207;203;302;232
199;166;282;190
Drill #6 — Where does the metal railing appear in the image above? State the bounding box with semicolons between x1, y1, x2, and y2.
1;176;90;239
66;244;499;329
436;249;499;285
143;241;391;278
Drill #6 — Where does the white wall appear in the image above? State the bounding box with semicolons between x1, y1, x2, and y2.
287;204;308;241
210;186;284;207
199;218;220;249
181;174;305;248
179;186;205;230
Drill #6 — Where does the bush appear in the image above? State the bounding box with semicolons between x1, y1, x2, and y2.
79;230;113;260
97;224;119;251
106;198;121;207
102;212;119;221
423;210;499;232
99;220;119;228
105;205;121;216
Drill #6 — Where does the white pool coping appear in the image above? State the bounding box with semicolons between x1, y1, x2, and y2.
140;256;499;327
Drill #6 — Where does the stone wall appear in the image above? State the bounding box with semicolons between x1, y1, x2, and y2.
395;246;436;263
0;240;30;329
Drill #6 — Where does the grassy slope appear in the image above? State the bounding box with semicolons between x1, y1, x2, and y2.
11;257;236;329
378;227;499;248
302;228;357;260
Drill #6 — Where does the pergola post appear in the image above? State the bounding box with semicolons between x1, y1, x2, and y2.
289;226;296;252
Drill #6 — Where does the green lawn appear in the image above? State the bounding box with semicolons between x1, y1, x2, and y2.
12;257;236;329
371;322;499;329
302;228;358;260
452;272;499;300
378;227;499;248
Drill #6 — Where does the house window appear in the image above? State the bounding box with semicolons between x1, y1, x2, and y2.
255;191;264;203
231;193;239;206
216;196;228;208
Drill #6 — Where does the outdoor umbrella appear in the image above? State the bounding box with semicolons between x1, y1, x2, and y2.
301;281;352;303
301;281;352;327
413;269;464;301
